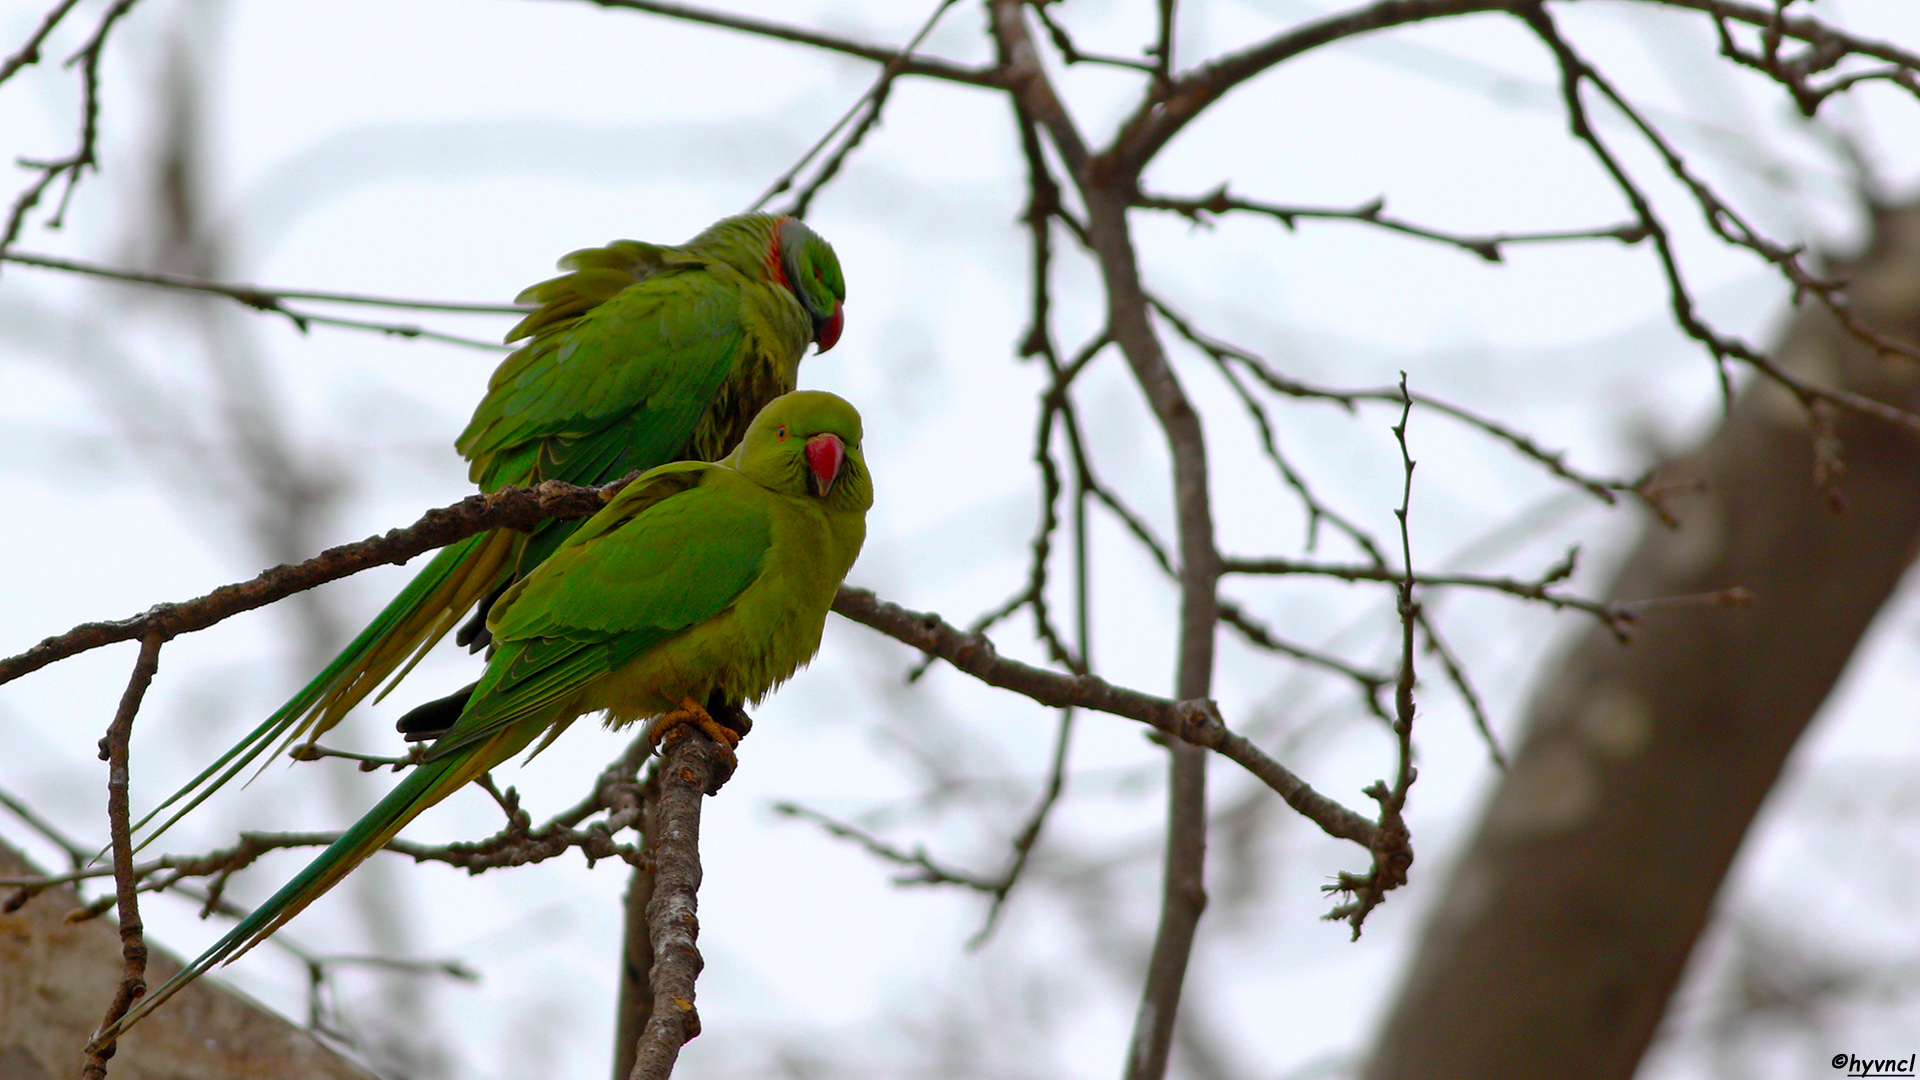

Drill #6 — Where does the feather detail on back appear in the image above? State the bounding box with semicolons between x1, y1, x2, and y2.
132;215;843;855
100;392;870;1043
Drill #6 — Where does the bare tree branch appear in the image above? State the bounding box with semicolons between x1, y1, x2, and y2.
1140;186;1650;263
0;477;630;687
3;250;525;312
1115;0;1508;170
1030;2;1157;74
1216;601;1394;721
756;0;964;215
570;0;1001;87
80;632;163;1077
0;0;85;85
1147;257;1656;515
830;588;1378;850
4;250;518;347
772;802;1004;891
1117;0;1920;173
2;0;140;258
1151;0;1177;91
771;704;1078;946
1364;198;1920;1080
4;734;659;938
625;726;724;1080
990;1;1092;177
1520;1;1920;439
1321;383;1422;938
1106;0;1920;447
1685;0;1920;79
1223;551;1635;637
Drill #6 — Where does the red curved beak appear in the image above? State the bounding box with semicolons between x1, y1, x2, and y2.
804;433;845;497
814;302;844;353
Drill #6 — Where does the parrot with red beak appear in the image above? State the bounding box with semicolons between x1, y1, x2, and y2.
137;213;846;845
99;391;871;1041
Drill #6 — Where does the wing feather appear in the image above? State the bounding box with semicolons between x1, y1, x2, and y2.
463;259;749;492
424;469;770;761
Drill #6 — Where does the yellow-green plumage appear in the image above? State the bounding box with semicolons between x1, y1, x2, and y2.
134;213;846;846
98;391;871;1041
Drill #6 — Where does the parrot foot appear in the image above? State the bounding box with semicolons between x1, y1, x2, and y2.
647;696;743;793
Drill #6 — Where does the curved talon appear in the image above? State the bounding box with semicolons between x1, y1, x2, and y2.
644;696;739;749
646;697;743;791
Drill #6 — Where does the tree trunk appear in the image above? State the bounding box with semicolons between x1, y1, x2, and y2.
0;838;376;1080
1364;203;1920;1080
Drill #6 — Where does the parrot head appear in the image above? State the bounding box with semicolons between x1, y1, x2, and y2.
731;390;871;510
776;217;847;353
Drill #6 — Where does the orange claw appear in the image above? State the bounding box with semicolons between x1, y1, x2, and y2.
645;697;743;789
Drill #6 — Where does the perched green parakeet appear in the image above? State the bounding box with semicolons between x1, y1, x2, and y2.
99;390;872;1041
135;213;846;844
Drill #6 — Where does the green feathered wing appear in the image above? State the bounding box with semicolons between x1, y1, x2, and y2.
134;215;842;848
97;390;872;1043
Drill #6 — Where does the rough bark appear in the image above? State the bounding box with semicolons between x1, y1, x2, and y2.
0;837;376;1080
612;763;664;1080
1364;204;1920;1079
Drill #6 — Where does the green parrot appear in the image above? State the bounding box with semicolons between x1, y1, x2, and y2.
134;212;846;844
98;390;872;1042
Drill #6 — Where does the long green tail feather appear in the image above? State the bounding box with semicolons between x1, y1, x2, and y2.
130;532;498;852
100;718;542;1044
103;748;462;1042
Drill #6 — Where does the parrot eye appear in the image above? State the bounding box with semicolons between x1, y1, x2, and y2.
776;425;788;441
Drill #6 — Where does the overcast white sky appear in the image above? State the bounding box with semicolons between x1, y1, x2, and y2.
3;1;1920;1077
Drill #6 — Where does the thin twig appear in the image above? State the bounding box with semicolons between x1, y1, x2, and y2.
1149;293;1643;510
1521;1;1920;440
1114;0;1512;170
0;784;91;873
1221;550;1636;641
1414;609;1504;769
1150;0;1176;92
759;0;963;215
972;707;1076;944
772;703;1079;947
576;0;999;87
1216;600;1393;721
1102;0;1920;441
1705;0;1920;114
995;4;1226;1068
1322;377;1421;938
1204;327;1394;559
287;741;427;772
1031;2;1157;73
772;802;1001;891
0;0;86;85
4;251;516;347
3;251;526;312
2;0;140;259
9;734;661;918
1112;0;1920;171
81;633;164;1075
1140;186;1649;263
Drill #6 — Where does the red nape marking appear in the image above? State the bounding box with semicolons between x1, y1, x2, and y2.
766;218;793;291
805;433;844;490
